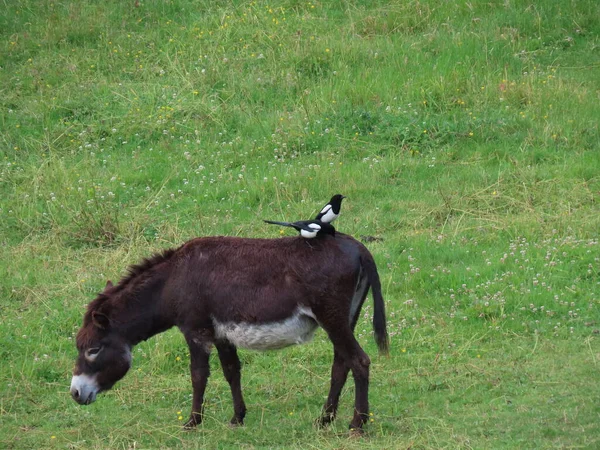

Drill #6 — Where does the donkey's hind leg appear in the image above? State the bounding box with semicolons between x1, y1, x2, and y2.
342;338;371;431
215;340;247;425
320;322;371;431
319;288;370;429
317;349;349;427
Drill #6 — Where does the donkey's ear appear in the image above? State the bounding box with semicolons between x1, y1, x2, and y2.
92;311;110;330
103;280;114;292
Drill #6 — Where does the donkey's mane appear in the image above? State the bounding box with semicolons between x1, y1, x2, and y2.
118;247;178;291
85;247;179;316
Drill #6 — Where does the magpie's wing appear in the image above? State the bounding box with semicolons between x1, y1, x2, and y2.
315;203;332;220
304;221;321;230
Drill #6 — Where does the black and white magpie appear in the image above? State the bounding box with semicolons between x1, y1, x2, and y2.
263;219;335;239
314;194;346;224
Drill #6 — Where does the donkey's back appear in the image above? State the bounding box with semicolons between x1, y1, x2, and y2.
169;234;364;320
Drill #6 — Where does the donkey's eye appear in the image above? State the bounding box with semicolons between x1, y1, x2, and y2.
85;347;103;360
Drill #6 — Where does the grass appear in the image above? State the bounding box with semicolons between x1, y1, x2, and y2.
1;0;599;448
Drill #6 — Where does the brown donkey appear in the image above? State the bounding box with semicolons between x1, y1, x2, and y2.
70;233;389;431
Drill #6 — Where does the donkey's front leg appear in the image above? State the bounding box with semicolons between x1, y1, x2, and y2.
182;329;213;429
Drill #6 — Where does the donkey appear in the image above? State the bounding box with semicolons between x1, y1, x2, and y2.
70;233;389;431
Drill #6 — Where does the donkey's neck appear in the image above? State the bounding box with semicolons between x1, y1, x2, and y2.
113;275;175;346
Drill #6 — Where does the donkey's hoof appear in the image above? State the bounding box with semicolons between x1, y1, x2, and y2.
228;417;244;427
316;414;335;428
183;418;200;430
348;426;365;437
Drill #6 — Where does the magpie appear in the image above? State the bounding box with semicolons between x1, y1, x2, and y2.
314;194;346;224
263;219;335;239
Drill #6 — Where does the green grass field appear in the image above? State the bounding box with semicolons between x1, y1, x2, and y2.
1;0;599;448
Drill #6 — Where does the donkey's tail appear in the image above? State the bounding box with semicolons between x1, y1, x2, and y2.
362;254;389;355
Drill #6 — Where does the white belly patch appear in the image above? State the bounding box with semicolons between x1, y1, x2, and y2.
213;307;319;351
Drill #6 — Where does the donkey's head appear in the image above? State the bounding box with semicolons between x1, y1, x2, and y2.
70;281;132;405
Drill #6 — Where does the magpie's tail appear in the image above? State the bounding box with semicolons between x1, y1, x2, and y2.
362;253;389;356
263;220;293;227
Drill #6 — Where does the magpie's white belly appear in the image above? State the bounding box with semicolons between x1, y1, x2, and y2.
212;307;319;350
300;229;318;238
320;209;337;223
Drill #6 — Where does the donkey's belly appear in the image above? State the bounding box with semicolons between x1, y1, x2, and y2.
212;307;319;350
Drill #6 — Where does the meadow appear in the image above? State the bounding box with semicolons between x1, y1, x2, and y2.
1;0;599;448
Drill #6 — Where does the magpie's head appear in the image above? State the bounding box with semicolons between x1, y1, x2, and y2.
329;194;345;210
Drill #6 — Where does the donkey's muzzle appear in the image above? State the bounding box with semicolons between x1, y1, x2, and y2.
70;374;98;405
70;387;96;405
